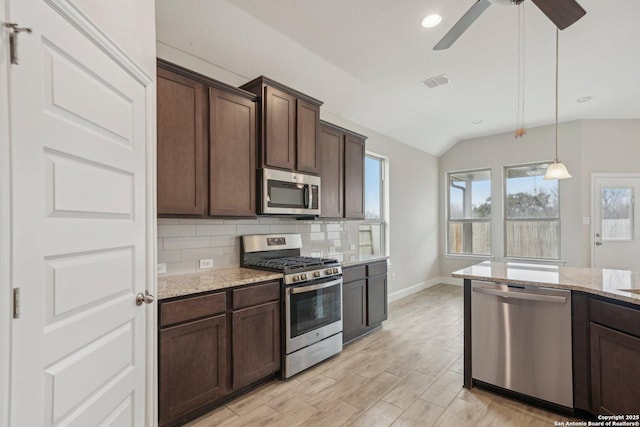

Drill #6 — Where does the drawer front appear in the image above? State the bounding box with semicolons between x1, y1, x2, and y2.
367;261;387;277
343;265;366;283
232;281;280;310
160;292;226;327
590;298;640;338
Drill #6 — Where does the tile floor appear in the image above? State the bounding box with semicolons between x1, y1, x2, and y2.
185;284;584;426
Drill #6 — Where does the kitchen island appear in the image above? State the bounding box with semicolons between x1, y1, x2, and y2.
453;261;640;417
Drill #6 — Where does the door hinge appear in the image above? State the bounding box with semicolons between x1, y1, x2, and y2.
4;23;32;65
13;287;20;319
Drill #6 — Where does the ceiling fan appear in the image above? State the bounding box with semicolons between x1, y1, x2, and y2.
433;0;586;50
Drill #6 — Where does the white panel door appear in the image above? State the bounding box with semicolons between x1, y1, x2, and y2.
592;175;640;272
9;0;150;425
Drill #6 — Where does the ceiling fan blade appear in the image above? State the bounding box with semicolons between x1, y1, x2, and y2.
531;0;586;30
433;0;492;51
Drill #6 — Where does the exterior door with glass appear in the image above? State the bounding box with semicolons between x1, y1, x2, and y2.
592;175;640;271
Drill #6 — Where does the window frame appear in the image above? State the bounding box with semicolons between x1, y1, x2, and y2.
503;161;561;261
359;152;388;257
445;168;492;258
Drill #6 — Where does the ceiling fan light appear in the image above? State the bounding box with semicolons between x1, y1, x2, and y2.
422;14;442;28
544;161;572;180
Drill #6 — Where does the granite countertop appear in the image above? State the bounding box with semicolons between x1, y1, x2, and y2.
342;255;389;267
452;261;640;305
158;268;283;300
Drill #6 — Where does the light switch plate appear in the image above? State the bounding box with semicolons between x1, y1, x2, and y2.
582;217;591;225
199;258;214;269
349;244;356;251
157;263;167;274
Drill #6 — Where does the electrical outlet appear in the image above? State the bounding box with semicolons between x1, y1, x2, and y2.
157;263;167;274
329;247;336;255
582;217;590;225
349;244;356;251
199;258;214;269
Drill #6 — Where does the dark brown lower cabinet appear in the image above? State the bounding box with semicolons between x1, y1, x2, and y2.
232;301;280;389
590;322;640;415
571;295;640;417
343;279;367;343
342;260;388;344
159;315;227;425
159;281;281;426
367;274;388;326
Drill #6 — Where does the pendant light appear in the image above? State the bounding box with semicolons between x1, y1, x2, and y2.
544;28;572;180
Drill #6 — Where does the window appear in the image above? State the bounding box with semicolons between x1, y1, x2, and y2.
447;169;491;256
504;163;559;259
359;154;386;256
601;187;634;240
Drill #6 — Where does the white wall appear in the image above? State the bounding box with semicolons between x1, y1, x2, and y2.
439;119;640;276
321;111;440;297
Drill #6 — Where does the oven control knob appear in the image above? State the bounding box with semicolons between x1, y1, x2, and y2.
301;273;308;280
313;271;320;278
293;275;300;282
332;268;339;274
325;269;332;275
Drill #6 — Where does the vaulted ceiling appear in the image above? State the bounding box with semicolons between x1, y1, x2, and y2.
156;0;640;156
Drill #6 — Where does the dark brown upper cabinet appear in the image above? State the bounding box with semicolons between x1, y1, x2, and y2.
296;99;321;173
157;60;257;218
209;87;256;217
319;124;344;218
344;134;366;219
319;121;366;219
157;67;206;216
240;76;322;174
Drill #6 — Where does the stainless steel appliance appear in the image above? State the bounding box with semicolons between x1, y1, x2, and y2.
471;280;573;408
241;234;342;378
259;168;320;216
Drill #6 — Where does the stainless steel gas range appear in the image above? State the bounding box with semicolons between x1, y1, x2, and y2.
241;234;343;378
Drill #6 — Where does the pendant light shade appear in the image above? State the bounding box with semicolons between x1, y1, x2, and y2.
544;161;572;180
543;28;572;181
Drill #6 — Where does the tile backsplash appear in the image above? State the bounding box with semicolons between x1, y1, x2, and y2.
158;217;362;277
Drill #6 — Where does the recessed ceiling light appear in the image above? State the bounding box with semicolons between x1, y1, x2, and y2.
422;14;442;28
472;120;483;124
577;96;593;103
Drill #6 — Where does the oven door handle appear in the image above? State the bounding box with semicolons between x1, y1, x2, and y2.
290;278;342;294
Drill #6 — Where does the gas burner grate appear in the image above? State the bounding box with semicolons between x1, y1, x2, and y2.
243;256;338;273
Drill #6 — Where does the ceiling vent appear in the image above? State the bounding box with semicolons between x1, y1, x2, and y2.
421;74;451;88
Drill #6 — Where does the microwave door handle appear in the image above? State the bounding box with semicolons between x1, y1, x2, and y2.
303;185;310;208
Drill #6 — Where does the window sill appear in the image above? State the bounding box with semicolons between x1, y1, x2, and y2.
501;257;567;266
444;254;494;260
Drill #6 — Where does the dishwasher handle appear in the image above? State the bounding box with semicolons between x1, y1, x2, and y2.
473;286;567;303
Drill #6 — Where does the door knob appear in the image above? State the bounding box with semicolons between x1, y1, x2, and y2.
595;241;603;246
136;290;154;306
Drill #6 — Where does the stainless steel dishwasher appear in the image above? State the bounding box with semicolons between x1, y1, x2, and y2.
471;280;573;408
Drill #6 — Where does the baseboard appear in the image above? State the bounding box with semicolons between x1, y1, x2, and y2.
388;276;464;302
438;276;464;286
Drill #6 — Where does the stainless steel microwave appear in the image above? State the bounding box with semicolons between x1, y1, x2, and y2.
259;168;320;216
